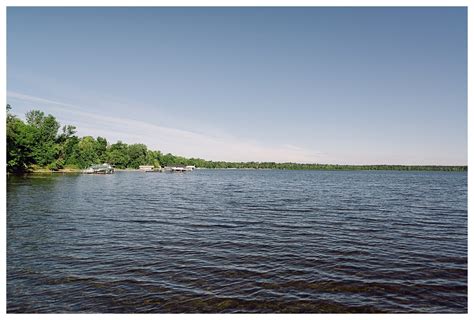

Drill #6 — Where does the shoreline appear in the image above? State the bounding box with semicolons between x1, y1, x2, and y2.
7;166;468;175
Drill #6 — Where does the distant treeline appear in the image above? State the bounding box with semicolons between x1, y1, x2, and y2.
6;106;467;173
187;162;467;172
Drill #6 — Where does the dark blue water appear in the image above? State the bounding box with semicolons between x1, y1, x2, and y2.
7;170;467;313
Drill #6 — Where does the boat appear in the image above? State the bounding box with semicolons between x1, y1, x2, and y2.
83;163;115;174
139;165;159;172
164;165;195;172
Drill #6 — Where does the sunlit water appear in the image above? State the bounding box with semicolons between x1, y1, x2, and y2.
7;170;467;313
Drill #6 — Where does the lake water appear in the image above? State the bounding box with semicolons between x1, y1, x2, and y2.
7;170;467;313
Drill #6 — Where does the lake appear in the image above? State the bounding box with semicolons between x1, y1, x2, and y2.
7;170;467;313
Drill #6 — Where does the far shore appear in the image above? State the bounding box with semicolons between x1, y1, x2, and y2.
26;168;142;173
6;165;468;175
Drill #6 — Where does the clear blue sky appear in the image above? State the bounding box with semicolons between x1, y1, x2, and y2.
7;7;467;165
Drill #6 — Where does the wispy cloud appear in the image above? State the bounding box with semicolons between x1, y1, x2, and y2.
7;91;323;163
8;91;78;109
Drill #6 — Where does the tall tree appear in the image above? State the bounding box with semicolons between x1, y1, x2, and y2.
7;105;34;172
95;137;108;163
127;143;148;168
106;141;130;168
77;136;99;168
56;125;77;169
25;110;61;166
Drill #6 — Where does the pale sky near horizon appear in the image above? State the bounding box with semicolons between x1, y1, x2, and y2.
7;7;467;165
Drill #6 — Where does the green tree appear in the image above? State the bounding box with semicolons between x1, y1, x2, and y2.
25;110;61;167
96;137;108;162
63;136;81;167
106;141;130;168
57;124;78;169
7;105;34;172
146;150;161;168
77;136;99;168
127;143;148;168
160;153;177;166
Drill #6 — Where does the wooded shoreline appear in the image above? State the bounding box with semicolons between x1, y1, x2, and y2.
13;166;468;174
6;106;467;173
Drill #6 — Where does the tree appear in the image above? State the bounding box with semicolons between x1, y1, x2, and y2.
106;141;130;168
146;150;161;168
25;110;45;128
127;143;148;168
77;136;99;168
63;136;81;167
160;153;177;166
96;137;108;162
58;125;77;142
7;105;35;172
56;125;78;169
25;110;61;167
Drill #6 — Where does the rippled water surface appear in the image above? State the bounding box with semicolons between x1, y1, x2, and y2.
7;170;467;313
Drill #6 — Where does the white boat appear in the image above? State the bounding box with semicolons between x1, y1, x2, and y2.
139;165;157;172
165;165;195;172
83;163;114;174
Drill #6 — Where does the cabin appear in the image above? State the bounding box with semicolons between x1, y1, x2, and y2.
83;163;114;174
